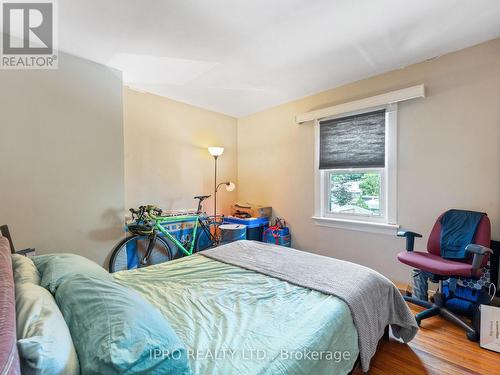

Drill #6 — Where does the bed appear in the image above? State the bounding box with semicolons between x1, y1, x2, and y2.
1;238;417;375
113;254;359;375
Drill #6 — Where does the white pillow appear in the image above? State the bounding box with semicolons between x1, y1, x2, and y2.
15;283;80;375
12;254;41;285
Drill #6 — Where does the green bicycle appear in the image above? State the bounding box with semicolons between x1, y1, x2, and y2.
108;195;220;273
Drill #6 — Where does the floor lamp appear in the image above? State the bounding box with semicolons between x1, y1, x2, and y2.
208;147;236;220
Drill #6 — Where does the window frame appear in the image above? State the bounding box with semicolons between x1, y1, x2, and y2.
313;103;399;234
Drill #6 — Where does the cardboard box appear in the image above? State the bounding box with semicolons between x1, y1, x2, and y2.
480;304;500;352
231;203;272;218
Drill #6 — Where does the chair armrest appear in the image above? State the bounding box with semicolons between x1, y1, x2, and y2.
397;230;423;251
466;244;493;271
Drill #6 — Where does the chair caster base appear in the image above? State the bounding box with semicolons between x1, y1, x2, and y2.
466;330;479;342
407;297;480;341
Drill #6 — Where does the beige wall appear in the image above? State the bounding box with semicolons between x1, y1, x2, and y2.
124;88;237;216
0;52;124;266
2;40;497;281
237;38;500;283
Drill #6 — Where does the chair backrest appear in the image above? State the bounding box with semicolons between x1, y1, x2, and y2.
427;213;491;265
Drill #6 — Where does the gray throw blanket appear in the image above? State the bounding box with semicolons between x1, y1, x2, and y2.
201;240;418;372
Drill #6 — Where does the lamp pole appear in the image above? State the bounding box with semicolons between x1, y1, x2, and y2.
208;147;224;221
213;155;218;220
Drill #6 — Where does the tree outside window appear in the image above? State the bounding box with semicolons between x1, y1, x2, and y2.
329;172;381;216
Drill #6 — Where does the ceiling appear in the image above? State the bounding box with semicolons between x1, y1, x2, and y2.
58;0;500;117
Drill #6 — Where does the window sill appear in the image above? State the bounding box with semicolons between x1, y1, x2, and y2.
312;216;399;236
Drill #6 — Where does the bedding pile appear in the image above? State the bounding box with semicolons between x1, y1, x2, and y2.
201;240;419;372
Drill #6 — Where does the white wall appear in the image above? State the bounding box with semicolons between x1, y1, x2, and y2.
237;38;500;283
124;88;238;216
0;52;124;266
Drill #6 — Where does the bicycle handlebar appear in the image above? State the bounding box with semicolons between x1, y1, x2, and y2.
143;205;162;219
129;207;143;220
129;205;162;221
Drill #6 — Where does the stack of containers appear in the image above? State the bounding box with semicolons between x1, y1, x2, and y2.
223;216;269;242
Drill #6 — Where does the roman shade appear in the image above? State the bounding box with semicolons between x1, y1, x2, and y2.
319;109;386;169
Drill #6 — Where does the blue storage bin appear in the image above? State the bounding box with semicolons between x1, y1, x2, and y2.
223;217;269;241
220;224;247;244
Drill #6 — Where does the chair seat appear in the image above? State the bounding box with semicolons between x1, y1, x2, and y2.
397;251;475;277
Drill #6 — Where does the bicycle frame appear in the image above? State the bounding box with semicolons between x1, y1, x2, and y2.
150;213;216;256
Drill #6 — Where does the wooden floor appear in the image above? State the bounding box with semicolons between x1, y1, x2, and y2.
354;303;500;375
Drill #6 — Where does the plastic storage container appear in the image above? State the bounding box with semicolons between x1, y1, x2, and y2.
219;224;247;244
223;217;269;241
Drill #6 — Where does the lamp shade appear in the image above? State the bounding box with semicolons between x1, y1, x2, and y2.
208;147;224;157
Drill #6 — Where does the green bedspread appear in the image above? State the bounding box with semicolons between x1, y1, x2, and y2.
113;254;359;375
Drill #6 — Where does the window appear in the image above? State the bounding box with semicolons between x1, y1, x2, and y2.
313;105;398;233
329;170;383;217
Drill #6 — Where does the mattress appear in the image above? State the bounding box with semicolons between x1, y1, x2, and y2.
113;254;359;375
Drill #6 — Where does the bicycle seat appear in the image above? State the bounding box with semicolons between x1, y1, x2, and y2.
194;195;211;201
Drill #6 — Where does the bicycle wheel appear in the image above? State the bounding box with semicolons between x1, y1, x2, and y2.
108;234;172;273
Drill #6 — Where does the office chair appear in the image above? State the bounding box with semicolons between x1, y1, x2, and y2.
397;211;492;341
